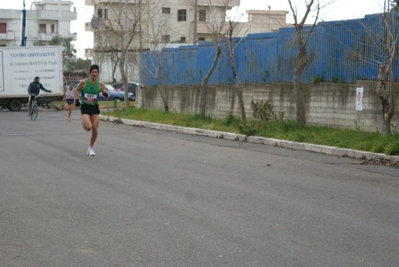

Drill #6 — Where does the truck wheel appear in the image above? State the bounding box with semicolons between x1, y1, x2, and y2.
7;99;22;112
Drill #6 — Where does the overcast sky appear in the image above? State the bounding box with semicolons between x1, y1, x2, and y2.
3;0;387;58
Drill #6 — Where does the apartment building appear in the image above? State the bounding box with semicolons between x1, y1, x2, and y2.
0;0;76;47
84;0;288;82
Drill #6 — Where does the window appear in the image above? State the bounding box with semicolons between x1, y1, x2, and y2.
199;10;206;21
0;23;6;34
97;8;103;19
162;7;171;14
39;24;46;33
177;9;186;21
198;37;205;41
97;8;108;19
161;35;170;42
180;37;186;43
51;24;55;33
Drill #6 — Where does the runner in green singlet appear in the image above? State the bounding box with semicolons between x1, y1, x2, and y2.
73;64;108;156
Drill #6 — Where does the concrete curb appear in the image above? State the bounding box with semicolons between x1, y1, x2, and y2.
100;115;399;163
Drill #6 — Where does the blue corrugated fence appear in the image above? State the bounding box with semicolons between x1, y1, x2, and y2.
139;13;399;86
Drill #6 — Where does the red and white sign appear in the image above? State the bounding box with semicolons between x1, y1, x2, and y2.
356;87;363;111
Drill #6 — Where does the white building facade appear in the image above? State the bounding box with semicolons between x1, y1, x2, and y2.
84;0;288;82
0;0;77;47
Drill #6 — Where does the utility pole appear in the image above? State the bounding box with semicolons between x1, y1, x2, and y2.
21;0;27;46
123;0;129;109
124;0;128;82
193;0;198;45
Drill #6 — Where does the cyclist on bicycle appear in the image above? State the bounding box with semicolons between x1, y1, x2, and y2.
27;76;52;113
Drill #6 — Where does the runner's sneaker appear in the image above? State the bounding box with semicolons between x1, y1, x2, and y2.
67;116;70;121
87;147;95;156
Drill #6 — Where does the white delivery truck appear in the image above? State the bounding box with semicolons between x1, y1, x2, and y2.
0;46;64;111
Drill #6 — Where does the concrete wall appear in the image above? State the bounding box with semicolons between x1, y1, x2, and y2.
136;81;399;132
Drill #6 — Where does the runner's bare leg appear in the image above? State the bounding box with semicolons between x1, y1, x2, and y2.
89;114;99;147
82;114;92;131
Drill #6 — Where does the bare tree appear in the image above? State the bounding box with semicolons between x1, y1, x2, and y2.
226;19;246;121
141;49;171;112
376;0;399;135
340;0;398;135
93;31;120;82
139;3;181;112
91;0;161;109
198;0;238;118
287;0;320;128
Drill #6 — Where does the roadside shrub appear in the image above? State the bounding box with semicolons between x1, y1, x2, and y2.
223;112;241;127
251;100;284;125
237;101;286;136
238;120;261;136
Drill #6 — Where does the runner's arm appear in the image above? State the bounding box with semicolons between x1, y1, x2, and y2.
73;80;85;106
99;82;108;99
74;80;85;100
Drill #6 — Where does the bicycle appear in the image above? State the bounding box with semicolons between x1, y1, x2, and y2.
28;94;41;120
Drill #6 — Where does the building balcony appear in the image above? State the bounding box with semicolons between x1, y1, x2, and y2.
30;10;77;21
0;10;22;19
197;0;239;8
85;18;140;32
195;21;231;34
85;0;147;6
85;0;236;8
35;32;77;41
0;32;15;40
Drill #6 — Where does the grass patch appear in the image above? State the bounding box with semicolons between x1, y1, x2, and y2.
101;107;399;156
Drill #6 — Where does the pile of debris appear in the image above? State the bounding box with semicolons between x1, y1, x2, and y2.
361;157;399;168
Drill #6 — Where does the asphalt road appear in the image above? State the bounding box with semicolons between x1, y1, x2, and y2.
1;109;398;267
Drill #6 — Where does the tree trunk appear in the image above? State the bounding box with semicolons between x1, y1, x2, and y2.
294;35;307;128
158;85;169;112
158;63;169;112
199;83;208;118
381;96;391;135
199;45;221;118
377;64;393;136
227;25;246;121
118;50;130;110
288;0;318;129
112;56;120;82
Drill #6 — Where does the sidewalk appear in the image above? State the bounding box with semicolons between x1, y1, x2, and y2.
100;115;399;166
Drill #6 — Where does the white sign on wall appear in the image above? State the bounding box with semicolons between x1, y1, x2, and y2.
356;87;364;111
